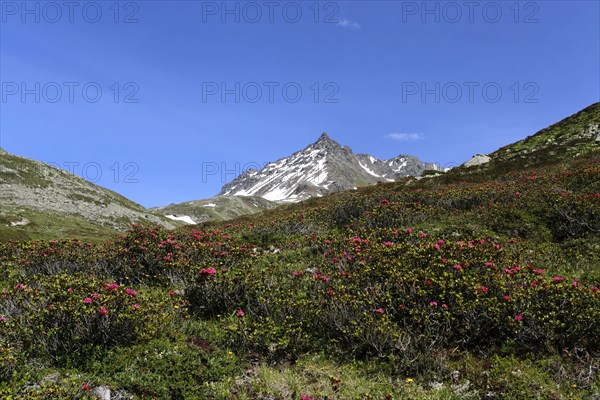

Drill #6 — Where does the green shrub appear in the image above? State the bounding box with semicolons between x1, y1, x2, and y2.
0;274;182;365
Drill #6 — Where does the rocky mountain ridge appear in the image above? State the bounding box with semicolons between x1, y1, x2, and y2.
218;133;441;203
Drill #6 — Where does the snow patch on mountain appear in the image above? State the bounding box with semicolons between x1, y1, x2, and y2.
359;161;382;177
262;187;293;202
165;214;197;225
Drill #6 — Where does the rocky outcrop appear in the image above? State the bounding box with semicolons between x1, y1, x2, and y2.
463;154;491;168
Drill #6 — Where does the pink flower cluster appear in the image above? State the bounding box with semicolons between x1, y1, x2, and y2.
104;282;119;291
474;286;489;293
429;301;448;308
503;267;522;276
351;236;363;244
199;267;216;275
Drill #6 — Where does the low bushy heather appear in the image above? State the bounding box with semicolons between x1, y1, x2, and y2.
0;153;598;398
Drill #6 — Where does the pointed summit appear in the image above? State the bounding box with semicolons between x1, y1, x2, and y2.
313;132;344;151
315;132;335;145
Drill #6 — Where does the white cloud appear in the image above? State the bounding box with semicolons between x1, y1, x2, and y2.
337;18;360;29
385;132;425;141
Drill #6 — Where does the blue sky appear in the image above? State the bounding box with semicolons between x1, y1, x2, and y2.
1;0;599;207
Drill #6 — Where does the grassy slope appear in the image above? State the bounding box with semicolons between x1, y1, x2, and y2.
493;102;600;160
0;152;147;211
447;102;600;181
0;210;124;242
151;196;278;223
0;151;181;241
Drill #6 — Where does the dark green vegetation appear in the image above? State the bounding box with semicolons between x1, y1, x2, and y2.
0;104;599;398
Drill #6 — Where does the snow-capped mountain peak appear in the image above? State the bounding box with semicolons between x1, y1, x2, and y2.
218;133;440;203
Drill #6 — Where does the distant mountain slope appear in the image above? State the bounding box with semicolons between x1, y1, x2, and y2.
218;133;440;203
150;196;278;225
0;149;176;240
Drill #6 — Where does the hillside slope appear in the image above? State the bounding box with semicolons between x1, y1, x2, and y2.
0;149;176;241
150;195;278;224
457;102;600;177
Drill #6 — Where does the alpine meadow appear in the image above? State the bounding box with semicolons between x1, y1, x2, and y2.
1;1;599;399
